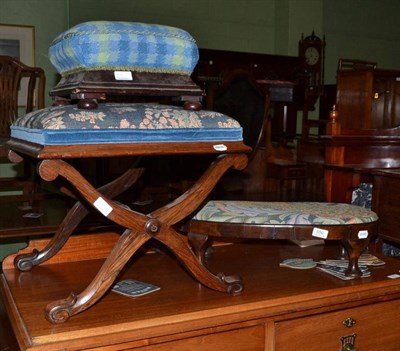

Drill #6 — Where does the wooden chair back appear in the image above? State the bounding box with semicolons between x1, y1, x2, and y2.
0;56;46;201
0;55;45;155
212;69;270;162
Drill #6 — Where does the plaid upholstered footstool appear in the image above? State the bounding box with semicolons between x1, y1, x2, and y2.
47;20;204;106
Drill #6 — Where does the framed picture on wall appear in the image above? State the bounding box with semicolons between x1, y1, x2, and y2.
0;23;35;106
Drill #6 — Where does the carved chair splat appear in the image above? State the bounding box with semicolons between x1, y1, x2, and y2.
0;55;45;200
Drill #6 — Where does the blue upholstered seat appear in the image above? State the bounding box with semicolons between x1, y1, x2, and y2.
11;103;243;145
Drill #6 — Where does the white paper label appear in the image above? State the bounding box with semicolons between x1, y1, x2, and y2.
94;197;113;216
358;230;369;239
213;144;227;151
114;71;133;81
312;227;329;239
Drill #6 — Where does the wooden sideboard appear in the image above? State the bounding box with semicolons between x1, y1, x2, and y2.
319;66;400;203
322;112;400;203
1;232;400;350
372;169;400;245
336;68;400;130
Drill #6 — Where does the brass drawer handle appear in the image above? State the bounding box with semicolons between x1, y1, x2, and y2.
343;317;356;328
341;333;357;351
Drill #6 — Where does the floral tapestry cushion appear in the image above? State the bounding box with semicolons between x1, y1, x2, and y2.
11;103;242;145
192;201;378;225
49;21;198;76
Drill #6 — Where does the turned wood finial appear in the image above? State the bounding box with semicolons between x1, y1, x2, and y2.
327;104;341;135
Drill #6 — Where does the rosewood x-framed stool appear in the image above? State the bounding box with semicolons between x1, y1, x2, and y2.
7;126;250;323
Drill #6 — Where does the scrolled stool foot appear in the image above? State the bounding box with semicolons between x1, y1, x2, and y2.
14;249;39;271
45;292;77;324
218;273;244;295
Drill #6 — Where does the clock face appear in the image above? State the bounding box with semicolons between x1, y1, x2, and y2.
304;47;320;66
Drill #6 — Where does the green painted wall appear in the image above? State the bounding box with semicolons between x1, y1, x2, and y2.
0;0;69;106
2;0;400;96
67;0;400;84
323;0;400;83
68;0;277;54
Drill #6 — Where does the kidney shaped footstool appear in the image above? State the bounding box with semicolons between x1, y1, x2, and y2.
187;200;379;277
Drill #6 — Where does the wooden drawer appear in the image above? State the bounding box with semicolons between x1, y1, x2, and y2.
109;325;265;351
275;299;400;351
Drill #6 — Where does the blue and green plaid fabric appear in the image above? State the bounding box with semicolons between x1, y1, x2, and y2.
49;21;199;76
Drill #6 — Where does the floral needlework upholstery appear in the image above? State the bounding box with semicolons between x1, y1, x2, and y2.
11;103;242;145
49;21;199;76
192;201;378;225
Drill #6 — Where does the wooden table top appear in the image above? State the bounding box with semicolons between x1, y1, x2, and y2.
0;198;67;238
1;233;400;350
0;198;115;239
